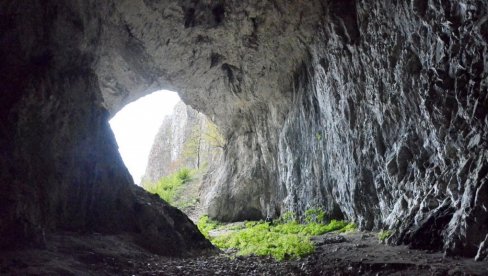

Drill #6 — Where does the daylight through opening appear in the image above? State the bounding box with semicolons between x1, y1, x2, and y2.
109;89;225;221
109;90;181;184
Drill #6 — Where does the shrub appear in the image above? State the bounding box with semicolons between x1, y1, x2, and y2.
176;168;191;183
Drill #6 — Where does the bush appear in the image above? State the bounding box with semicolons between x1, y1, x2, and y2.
176;168;191;183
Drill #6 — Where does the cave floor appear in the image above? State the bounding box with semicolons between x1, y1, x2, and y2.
1;231;487;275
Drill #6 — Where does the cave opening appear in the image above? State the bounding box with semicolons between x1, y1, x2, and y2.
108;88;224;221
109;90;180;184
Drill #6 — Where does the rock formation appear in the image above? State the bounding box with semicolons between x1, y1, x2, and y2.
0;0;212;255
142;101;222;184
1;0;487;260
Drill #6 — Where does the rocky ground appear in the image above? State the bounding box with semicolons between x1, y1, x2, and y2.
1;230;487;275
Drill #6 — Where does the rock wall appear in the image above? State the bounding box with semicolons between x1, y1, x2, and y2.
204;0;488;259
142;101;222;183
1;0;487;260
284;1;488;259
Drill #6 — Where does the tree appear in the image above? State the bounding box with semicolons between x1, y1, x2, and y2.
182;116;225;169
204;119;225;149
183;120;204;168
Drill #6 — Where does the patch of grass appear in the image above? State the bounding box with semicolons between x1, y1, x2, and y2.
197;215;220;239
378;230;393;242
197;211;356;261
212;222;314;261
338;222;357;233
218;222;247;231
143;168;193;204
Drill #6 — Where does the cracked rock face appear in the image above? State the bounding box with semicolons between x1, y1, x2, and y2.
142;101;221;184
1;0;487;260
142;102;201;184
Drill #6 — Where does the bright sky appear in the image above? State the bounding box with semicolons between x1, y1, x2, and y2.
109;90;180;184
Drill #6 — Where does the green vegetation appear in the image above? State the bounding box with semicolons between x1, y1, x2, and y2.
276;211;297;224
378;230;393;242
212;222;314;261
197;211;356;261
183;119;225;169
143;168;193;204
204;120;226;149
339;222;358;233
197;215;220;239
304;208;326;224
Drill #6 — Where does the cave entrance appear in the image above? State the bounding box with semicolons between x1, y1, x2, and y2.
109;90;180;185
109;89;224;220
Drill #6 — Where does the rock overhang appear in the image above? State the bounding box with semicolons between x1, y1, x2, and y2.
1;0;487;260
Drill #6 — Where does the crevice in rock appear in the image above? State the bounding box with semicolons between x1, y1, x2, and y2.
329;0;361;45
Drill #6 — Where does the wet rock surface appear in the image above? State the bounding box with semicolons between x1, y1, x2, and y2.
1;231;487;275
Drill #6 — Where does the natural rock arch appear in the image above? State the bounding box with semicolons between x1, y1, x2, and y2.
1;0;487;260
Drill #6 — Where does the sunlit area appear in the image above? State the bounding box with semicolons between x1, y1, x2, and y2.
109;90;180;184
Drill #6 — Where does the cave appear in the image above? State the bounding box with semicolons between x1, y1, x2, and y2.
1;0;488;274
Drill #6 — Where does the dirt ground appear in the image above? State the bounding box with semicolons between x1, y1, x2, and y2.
1;230;487;275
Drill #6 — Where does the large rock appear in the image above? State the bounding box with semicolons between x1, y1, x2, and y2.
1;0;487;260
